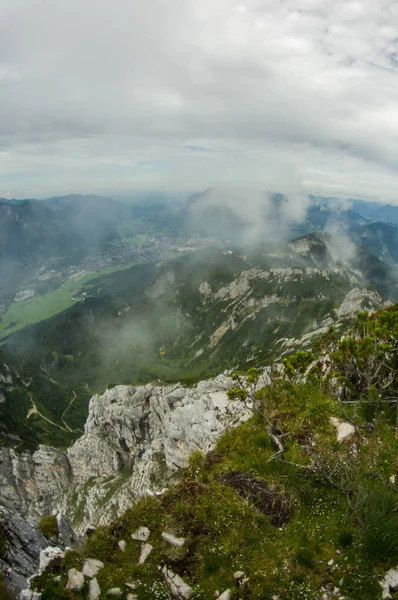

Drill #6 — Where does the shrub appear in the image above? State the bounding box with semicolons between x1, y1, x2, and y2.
338;530;354;548
360;487;398;563
39;515;59;539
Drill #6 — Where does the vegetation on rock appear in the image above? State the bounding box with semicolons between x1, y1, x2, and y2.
39;515;59;539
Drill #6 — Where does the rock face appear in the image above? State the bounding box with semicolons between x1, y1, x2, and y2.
64;374;251;529
0;375;251;533
0;445;71;518
0;505;49;597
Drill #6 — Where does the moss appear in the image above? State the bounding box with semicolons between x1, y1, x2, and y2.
39;515;59;539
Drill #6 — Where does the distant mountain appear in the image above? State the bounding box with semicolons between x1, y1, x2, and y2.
0;195;132;293
291;203;369;238
348;198;388;219
184;189;371;242
350;222;398;266
368;204;398;225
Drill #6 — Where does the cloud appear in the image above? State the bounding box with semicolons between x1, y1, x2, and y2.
0;0;397;199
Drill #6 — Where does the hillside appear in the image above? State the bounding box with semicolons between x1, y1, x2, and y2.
0;233;392;458
18;304;398;600
4;235;391;391
0;349;89;451
351;222;398;266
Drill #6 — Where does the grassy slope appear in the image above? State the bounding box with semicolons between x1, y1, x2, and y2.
33;383;398;600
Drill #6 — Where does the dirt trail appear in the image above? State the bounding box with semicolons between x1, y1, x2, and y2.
26;395;70;432
61;390;77;432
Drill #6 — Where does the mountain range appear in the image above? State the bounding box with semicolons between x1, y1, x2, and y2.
2;189;398;599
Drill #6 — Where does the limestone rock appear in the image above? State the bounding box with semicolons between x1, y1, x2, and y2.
66;374;252;530
66;568;84;591
138;543;153;565
127;595;138;600
131;526;150;542
83;558;104;579
0;504;48;597
56;513;76;547
125;582;138;590
89;577;101;600
162;566;192;599
219;591;231;600
330;418;355;442
39;547;64;573
162;532;186;547
233;571;245;580
107;588;122;596
0;446;71;519
0;375;251;534
118;540;126;551
380;568;398;599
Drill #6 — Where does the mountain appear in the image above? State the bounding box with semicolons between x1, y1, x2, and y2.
368;203;398;225
3;304;398;600
3;234;392;439
0;195;131;297
183;189;371;242
309;195;386;219
351;222;398;266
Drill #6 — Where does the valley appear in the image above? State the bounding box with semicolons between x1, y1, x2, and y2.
2;191;398;600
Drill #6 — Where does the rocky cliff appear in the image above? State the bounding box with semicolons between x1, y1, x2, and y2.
0;374;252;533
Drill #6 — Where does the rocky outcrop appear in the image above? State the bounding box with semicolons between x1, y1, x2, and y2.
65;374;251;529
0;375;251;533
0;446;71;519
0;505;48;597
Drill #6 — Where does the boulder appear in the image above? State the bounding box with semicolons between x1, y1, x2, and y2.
162;566;192;599
118;540;126;552
162;532;186;547
131;526;150;542
138;543;153;565
66;568;84;591
219;590;231;600
107;588;122;596
83;558;104;579
89;577;101;600
380;568;398;599
330;417;355;442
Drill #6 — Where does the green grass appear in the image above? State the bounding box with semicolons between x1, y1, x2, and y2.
39;515;59;539
33;383;398;599
0;264;132;340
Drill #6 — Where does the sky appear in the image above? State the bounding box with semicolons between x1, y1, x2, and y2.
0;0;398;201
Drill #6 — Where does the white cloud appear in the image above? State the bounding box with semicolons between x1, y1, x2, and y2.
0;0;397;200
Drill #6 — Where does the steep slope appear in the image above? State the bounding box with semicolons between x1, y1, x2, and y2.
351;222;398;265
0;349;89;451
4;307;398;600
23;312;398;600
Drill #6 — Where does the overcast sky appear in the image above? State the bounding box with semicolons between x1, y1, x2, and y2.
0;0;397;200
